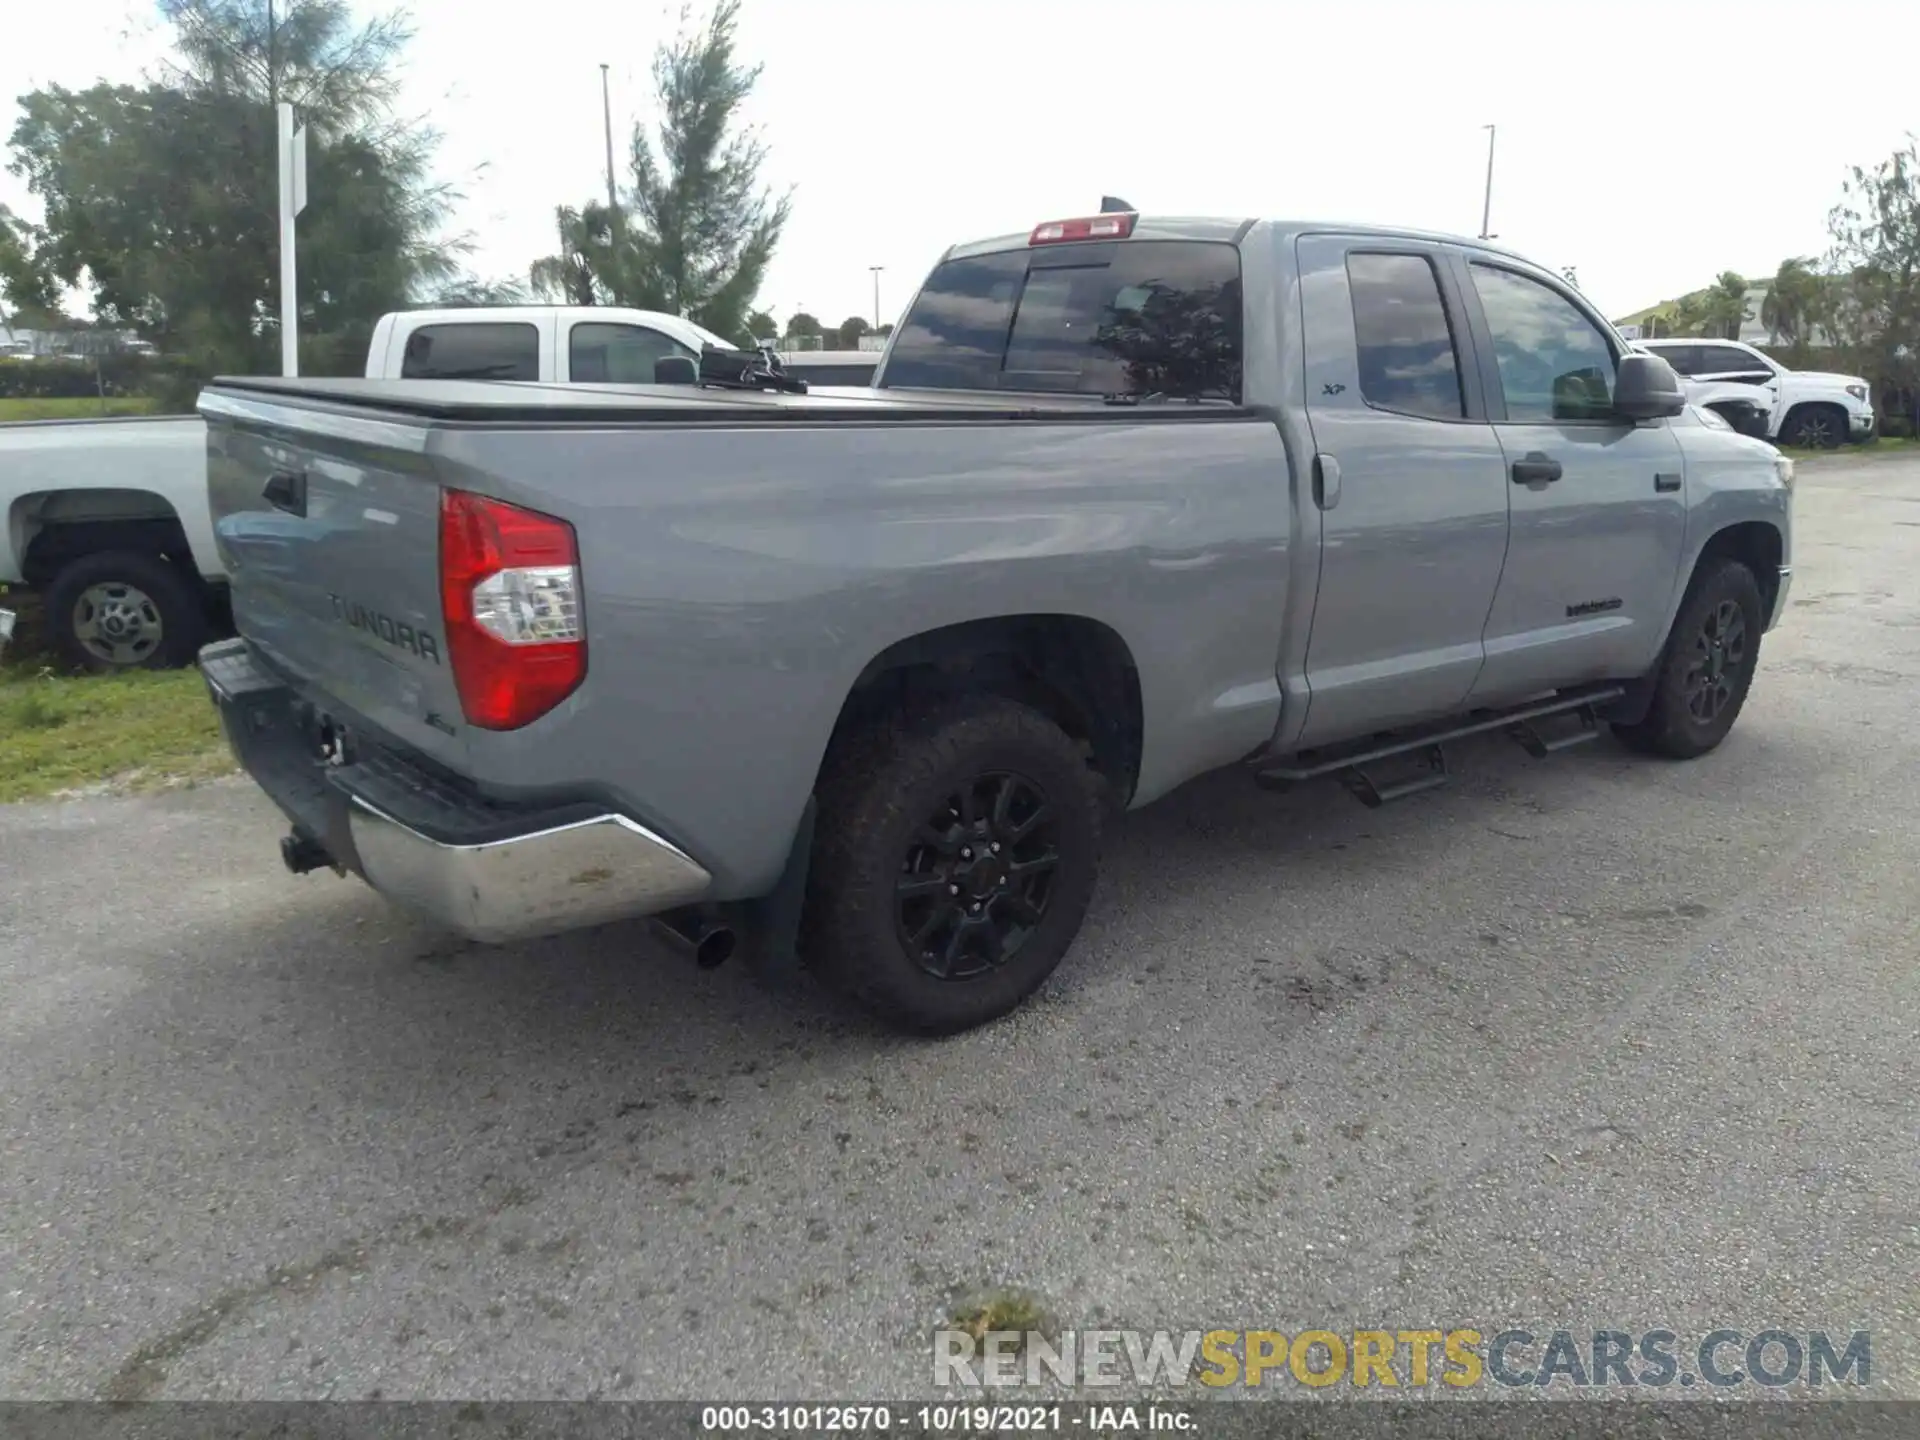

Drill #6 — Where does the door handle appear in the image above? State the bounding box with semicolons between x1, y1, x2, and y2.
1655;472;1682;493
1313;453;1341;511
262;469;307;517
1510;453;1562;486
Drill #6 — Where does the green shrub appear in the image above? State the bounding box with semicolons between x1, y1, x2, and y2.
0;355;205;411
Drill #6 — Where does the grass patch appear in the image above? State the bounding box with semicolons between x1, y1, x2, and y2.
948;1288;1050;1348
1791;434;1918;460
0;395;159;422
1;600;232;802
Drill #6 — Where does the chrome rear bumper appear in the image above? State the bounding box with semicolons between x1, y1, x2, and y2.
201;637;712;944
346;798;711;944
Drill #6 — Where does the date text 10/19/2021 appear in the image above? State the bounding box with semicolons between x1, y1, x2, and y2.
701;1405;1196;1433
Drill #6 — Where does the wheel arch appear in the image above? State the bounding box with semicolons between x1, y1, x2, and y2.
1694;518;1784;620
1611;519;1783;729
1780;399;1848;443
821;613;1146;808
1702;399;1765;437
11;488;201;589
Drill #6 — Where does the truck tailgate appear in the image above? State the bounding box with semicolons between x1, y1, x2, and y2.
202;390;470;763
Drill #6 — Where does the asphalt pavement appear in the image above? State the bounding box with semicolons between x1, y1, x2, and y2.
3;451;1917;1403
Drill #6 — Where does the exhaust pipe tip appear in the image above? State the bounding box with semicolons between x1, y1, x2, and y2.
694;926;736;970
650;911;738;969
280;831;335;875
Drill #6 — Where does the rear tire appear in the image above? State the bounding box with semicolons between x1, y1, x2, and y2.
804;695;1104;1035
43;550;206;673
1612;559;1764;759
1781;403;1846;450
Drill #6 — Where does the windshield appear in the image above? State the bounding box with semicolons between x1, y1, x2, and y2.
881;239;1243;400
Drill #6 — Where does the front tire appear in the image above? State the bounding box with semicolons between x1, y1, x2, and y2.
1612;559;1764;759
804;695;1104;1035
43;550;206;673
1781;403;1846;450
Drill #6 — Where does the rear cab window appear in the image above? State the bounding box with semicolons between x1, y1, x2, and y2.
881;240;1243;401
400;323;539;381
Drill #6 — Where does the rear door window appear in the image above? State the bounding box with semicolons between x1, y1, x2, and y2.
569;322;696;383
1648;344;1700;375
883;240;1242;400
1697;344;1770;377
1345;252;1465;420
399;322;539;381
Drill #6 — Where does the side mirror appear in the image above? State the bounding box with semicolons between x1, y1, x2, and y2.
1613;352;1686;421
653;354;698;385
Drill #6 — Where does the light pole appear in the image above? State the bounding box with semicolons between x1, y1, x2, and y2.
1479;124;1497;241
869;266;885;330
600;65;619;215
277;101;307;376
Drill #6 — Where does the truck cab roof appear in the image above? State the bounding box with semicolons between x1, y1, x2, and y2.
941;214;1540;267
370;305;734;366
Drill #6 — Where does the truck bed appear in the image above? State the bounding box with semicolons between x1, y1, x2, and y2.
205;375;1256;426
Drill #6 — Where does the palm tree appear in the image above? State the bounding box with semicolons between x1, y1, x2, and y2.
530;203;618;306
1761;257;1823;360
1666;293;1711;337
429;275;529;307
1704;271;1752;340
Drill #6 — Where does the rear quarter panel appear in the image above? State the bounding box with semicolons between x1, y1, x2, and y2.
428;417;1295;896
0;416;220;582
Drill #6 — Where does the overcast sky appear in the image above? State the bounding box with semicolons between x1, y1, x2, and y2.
4;0;1918;328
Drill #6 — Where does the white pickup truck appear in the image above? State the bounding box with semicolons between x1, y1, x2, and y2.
1;305;868;670
1636;337;1875;448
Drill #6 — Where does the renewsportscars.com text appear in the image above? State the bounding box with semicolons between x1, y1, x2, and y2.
934;1327;1872;1390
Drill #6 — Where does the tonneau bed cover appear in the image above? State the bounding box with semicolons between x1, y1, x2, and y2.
202;375;1252;425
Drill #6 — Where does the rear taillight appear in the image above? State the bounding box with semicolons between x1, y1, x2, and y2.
439;488;585;730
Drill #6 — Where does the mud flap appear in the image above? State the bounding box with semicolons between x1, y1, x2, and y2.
739;797;815;990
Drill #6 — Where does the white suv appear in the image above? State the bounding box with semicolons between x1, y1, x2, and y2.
1638;338;1874;448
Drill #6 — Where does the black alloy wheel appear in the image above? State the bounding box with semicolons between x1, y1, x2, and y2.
805;695;1105;1035
1611;558;1763;760
894;770;1060;981
1683;597;1748;726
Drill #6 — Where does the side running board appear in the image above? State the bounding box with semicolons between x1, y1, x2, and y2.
1252;684;1624;809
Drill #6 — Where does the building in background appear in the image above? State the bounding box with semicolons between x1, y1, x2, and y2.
1616;280;1848;349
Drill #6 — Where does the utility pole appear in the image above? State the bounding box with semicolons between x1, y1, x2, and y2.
600;65;619;215
869;266;885;330
277;101;307;376
1479;124;1497;241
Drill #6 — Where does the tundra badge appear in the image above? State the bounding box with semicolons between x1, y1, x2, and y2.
328;594;442;664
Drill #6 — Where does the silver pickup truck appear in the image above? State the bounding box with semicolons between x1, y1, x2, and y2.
196;210;1793;1034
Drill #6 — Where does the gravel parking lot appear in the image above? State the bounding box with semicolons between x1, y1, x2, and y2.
3;452;1917;1403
